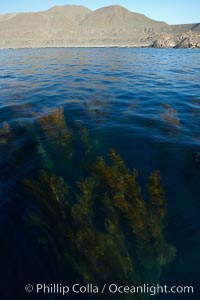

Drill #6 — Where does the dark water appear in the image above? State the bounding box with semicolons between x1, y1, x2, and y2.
0;48;200;299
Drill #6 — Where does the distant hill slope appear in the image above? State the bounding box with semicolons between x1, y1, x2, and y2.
172;23;200;33
0;5;199;48
81;5;168;27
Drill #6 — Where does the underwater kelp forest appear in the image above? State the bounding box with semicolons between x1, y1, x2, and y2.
0;108;177;299
1;47;200;300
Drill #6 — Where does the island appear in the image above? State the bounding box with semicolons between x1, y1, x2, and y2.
0;5;199;49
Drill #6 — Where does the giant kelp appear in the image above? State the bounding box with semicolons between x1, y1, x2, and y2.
23;108;175;298
38;108;73;173
0;122;12;162
0;122;12;145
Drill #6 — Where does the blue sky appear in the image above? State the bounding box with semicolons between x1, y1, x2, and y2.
0;0;199;25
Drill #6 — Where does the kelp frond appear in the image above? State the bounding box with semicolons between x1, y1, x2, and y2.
23;109;176;293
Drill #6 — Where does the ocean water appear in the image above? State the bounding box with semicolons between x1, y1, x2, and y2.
0;48;200;299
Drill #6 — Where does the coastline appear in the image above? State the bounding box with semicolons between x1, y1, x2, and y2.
0;44;199;50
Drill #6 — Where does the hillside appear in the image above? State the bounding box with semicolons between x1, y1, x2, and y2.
0;5;199;48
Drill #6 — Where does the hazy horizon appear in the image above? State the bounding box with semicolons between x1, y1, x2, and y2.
0;0;199;25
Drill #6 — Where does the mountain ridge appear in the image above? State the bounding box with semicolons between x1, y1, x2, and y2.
0;5;199;48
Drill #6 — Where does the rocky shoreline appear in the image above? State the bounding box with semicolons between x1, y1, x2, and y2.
147;31;200;48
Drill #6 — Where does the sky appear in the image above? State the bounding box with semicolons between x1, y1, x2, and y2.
0;0;200;25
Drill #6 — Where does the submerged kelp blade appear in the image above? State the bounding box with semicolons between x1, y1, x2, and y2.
22;112;175;295
89;150;176;283
39;108;73;173
0;122;13;162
